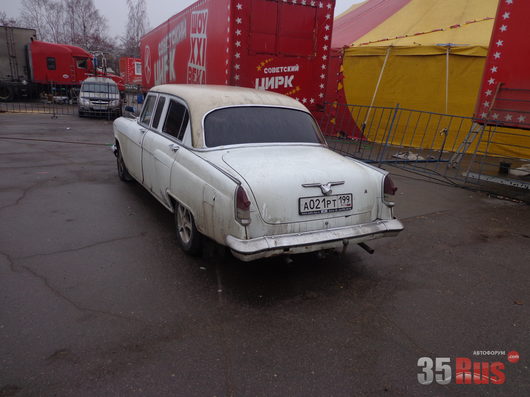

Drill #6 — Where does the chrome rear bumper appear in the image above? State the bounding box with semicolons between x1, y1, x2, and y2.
226;218;404;262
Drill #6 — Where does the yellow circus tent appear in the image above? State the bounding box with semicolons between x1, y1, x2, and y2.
329;0;530;158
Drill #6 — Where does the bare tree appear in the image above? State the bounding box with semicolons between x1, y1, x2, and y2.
19;0;51;40
19;0;116;55
62;0;109;50
0;11;18;27
43;2;66;43
121;0;149;58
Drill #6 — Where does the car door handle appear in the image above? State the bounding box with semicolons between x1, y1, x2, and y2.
168;143;180;152
139;128;147;134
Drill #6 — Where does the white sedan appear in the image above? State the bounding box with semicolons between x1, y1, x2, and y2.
113;85;403;261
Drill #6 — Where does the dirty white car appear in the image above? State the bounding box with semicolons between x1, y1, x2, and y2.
113;85;403;261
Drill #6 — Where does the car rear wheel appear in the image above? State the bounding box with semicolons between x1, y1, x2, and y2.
116;146;132;182
175;203;202;255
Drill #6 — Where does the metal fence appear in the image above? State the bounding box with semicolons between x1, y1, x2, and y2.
0;85;142;119
322;103;530;202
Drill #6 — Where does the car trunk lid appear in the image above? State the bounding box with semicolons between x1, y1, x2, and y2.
221;145;380;225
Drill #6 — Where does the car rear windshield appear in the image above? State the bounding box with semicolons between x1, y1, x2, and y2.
204;106;324;147
81;83;118;94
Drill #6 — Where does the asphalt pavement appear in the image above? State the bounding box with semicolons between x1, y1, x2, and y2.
0;113;529;396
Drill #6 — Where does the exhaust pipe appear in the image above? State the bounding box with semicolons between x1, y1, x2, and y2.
358;242;375;255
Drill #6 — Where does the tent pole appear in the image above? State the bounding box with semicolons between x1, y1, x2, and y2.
363;46;391;131
445;46;450;114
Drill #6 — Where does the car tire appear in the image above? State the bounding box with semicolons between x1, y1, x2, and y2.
175;203;202;256
116;146;132;182
0;85;14;102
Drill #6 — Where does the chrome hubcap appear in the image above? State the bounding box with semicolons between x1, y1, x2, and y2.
177;205;193;244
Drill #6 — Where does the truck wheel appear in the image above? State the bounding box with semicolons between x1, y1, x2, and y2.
0;86;14;102
116;146;132;182
175;203;202;255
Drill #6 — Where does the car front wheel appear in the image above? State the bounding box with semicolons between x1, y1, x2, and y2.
175;203;202;255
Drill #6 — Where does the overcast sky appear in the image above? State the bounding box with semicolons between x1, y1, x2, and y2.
0;0;362;39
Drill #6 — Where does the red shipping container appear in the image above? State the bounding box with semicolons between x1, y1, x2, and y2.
119;57;142;86
475;0;530;129
140;0;336;116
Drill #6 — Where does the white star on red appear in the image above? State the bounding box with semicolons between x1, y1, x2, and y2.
491;66;498;73
326;14;331;19
505;114;512;121
322;55;327;60
234;64;240;70
235;41;241;47
518;115;526;123
485;90;492;96
493;52;501;59
325;25;330;31
302;98;307;103
311;1;316;5
320;83;324;89
319;2;323;8
324;35;329;41
310;98;315;104
321;64;326;69
488;78;495;85
323;44;328;50
236;3;242;10
319;93;324;98
500;25;508;32
236;17;242;24
481;112;487;118
236;29;241;36
235;52;240;59
327;2;332;8
483;101;490;108
506;0;513;4
502;12;510;19
492;113;499;120
496;40;504;47
234;74;240;81
320;73;325;79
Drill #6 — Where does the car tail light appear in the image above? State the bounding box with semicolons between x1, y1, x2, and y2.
235;185;251;225
383;174;397;206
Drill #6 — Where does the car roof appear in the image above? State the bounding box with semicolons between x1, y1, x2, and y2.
149;84;309;148
83;77;117;84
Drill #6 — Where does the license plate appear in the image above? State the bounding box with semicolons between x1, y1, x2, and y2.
299;194;353;215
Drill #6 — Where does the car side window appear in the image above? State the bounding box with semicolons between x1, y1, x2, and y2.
139;94;157;127
163;99;189;142
151;96;166;130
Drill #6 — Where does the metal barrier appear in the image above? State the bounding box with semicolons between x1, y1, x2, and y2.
322;103;530;202
0;85;143;119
